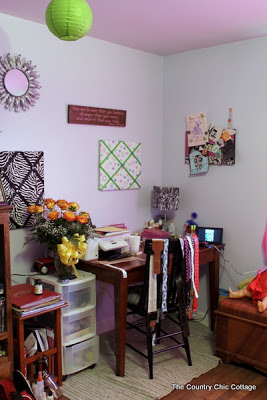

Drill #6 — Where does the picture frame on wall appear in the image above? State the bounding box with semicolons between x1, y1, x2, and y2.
0;151;44;229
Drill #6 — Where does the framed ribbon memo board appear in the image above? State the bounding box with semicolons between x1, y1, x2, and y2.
99;140;141;191
0;151;44;229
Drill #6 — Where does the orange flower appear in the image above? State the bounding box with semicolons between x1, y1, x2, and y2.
68;202;79;212
47;211;59;221
56;200;69;210
45;198;56;209
63;211;76;222
27;205;37;214
36;206;44;214
76;215;88;224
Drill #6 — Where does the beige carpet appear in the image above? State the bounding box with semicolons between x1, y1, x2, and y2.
62;320;219;400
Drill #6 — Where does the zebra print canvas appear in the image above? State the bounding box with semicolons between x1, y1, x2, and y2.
0;151;44;229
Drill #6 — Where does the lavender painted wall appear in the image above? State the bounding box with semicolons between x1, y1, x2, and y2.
163;37;267;319
0;14;163;332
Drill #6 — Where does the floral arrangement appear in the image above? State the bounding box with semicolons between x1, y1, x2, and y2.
27;198;95;278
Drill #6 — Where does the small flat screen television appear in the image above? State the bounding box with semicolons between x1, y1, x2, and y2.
197;227;223;244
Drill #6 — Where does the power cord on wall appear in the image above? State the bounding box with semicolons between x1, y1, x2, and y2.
213;245;258;280
192;245;259;320
191;307;210;323
11;272;40;284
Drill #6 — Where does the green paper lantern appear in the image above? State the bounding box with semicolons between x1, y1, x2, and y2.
45;0;93;41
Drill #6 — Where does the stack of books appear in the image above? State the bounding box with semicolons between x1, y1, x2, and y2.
11;283;66;317
23;325;55;357
94;225;131;237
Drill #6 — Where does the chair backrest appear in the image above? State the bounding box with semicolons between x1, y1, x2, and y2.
140;238;188;315
127;238;192;379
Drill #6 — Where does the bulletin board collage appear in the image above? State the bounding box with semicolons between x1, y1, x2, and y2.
185;109;236;175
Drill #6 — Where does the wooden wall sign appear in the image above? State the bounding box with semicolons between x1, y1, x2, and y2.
68;105;126;127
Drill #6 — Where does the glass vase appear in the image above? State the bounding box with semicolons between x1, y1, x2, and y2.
54;252;74;283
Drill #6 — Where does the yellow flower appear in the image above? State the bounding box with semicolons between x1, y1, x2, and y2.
68;202;79;212
47;210;59;221
36;206;44;214
56;200;69;210
27;204;37;214
63;211;76;222
80;211;90;219
45;198;56;209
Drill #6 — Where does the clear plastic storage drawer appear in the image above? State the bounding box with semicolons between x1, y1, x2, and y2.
63;336;99;375
60;279;96;315
62;307;96;345
30;272;96;315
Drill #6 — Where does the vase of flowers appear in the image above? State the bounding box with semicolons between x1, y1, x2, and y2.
27;198;95;282
54;252;72;282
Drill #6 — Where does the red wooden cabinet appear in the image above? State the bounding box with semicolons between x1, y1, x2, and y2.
0;204;13;379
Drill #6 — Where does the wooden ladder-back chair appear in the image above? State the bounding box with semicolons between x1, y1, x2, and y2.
126;238;192;379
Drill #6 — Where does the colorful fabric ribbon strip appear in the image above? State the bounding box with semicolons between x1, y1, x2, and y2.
191;234;199;313
187;236;198;300
183;236;191;283
57;233;87;278
181;234;200;315
161;239;169;313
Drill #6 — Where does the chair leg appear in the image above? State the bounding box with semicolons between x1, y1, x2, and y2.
177;298;192;367
183;335;192;366
146;321;154;379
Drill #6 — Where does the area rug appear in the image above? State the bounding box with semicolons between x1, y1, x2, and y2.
62;321;219;400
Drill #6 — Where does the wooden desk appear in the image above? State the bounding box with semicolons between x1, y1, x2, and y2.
78;245;223;377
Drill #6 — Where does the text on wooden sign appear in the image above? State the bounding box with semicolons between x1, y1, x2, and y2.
68;105;126;127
